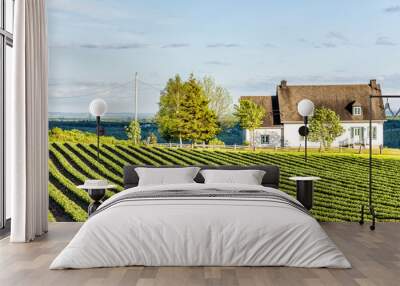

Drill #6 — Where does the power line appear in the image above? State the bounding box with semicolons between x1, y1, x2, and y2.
50;80;132;100
138;79;163;91
134;73;138;121
49;78;165;100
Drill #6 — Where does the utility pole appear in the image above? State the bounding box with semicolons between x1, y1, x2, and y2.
134;72;138;121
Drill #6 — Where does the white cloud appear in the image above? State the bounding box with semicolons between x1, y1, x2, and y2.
205;61;230;66
48;80;132;99
264;42;278;48
326;31;349;43
321;42;336;48
161;43;190;48
50;42;148;50
376;36;397;46
47;0;128;20
384;5;400;13
206;43;240;48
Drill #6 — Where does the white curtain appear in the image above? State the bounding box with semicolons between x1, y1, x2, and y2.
8;0;48;242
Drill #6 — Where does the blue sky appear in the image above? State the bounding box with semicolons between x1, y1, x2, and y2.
48;0;400;114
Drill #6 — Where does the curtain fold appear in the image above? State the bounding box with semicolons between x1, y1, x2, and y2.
8;0;48;242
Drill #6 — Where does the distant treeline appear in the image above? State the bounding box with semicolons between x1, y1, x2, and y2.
48;120;244;145
385;120;400;148
49;119;400;147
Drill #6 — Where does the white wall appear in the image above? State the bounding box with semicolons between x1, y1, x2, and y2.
244;128;282;146
283;122;384;147
246;122;385;147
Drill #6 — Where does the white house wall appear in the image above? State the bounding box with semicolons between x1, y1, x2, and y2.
248;122;384;147
244;128;282;146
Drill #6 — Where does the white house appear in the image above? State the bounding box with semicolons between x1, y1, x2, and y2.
242;79;386;148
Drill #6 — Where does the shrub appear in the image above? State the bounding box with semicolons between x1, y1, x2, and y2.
49;127;120;144
149;133;158;144
125;120;141;145
208;138;225;146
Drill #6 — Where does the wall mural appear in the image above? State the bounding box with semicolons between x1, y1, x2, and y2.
47;1;400;222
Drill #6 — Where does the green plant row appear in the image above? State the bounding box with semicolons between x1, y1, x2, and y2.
64;143;124;187
142;146;188;166
153;147;200;165
117;145;159;165
203;151;400;218
129;145;172;166
254;152;400;202
49;159;92;205
49;182;88;222
103;144;142;165
241;152;400;215
245;152;397;203
48;211;56;222
93;144;127;167
53;143;123;192
47;143;400;222
78;143;124;177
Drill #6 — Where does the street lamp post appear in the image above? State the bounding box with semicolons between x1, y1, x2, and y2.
297;99;315;162
89;99;108;162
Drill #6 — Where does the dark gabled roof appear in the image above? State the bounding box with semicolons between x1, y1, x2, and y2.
240;96;281;127
277;80;386;122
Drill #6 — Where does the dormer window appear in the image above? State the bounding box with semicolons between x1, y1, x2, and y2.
353;106;362;116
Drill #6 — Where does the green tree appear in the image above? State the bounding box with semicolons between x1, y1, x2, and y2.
125;120;141;145
156;75;184;144
201;76;235;127
149;132;158;144
308;107;345;150
234;99;266;150
179;75;219;145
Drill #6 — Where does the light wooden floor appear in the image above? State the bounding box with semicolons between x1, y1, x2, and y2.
0;222;399;286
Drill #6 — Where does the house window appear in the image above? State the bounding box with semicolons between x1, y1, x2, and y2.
368;127;377;140
260;135;270;144
353;106;362;116
354;128;361;136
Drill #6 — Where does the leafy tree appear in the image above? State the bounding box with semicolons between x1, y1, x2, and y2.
179;75;219;144
308;107;344;150
234;99;266;149
156;75;184;144
125;120;141;145
201;76;235;127
149;132;158;144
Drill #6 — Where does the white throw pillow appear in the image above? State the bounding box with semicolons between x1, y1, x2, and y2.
135;167;201;186
200;169;266;185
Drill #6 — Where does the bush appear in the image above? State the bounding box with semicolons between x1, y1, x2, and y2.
49;128;121;144
149;133;158;144
208;138;225;146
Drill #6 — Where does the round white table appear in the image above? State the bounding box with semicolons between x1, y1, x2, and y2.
77;184;116;215
289;177;320;210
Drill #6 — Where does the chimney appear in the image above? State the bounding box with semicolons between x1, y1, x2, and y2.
280;80;287;88
369;79;377;89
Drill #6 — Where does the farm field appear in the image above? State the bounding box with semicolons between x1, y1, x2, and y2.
48;142;400;222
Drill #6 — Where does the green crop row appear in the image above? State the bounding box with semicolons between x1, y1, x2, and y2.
49;182;88;222
64;143;124;187
48;142;400;222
